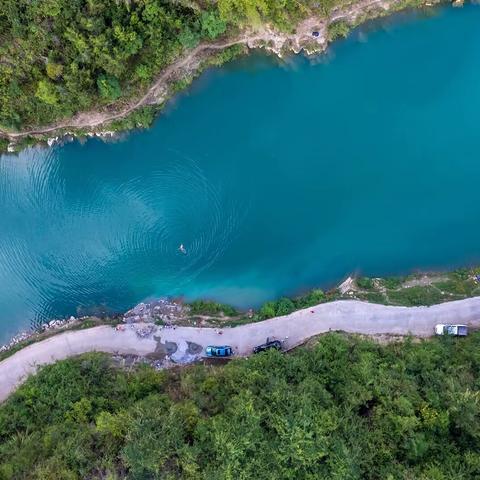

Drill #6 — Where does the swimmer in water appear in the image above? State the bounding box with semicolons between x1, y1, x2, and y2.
179;244;187;254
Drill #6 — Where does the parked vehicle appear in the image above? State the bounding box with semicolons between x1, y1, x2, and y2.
205;345;233;357
253;339;282;354
434;324;468;336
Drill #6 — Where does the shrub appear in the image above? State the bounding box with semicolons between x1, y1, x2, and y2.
259;301;276;319
295;288;326;308
35;80;59;105
275;297;295;316
356;277;374;290
382;276;404;289
97;75;122;102
189;300;237;317
201;11;227;39
328;20;350;40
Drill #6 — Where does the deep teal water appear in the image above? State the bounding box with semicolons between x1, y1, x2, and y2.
1;6;480;339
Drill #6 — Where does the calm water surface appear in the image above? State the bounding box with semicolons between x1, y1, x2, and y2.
1;6;480;339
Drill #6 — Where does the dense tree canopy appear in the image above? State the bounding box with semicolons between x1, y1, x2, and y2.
1;333;480;479
0;0;220;129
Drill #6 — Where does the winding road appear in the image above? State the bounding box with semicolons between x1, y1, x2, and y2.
1;297;480;403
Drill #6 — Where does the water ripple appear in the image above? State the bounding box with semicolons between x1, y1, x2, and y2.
0;145;247;331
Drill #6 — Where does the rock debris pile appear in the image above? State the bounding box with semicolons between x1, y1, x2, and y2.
123;299;185;324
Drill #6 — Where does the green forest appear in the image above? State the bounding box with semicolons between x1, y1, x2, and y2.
0;0;330;131
1;333;479;479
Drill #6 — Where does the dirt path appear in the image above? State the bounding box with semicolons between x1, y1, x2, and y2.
0;0;404;142
1;295;479;403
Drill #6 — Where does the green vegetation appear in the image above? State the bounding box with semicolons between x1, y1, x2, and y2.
433;269;479;297
356;276;374;290
328;20;351;40
2;333;480;478
353;268;480;307
382;276;405;290
217;0;313;30
259;289;329;319
356;291;386;304
388;285;444;307
0;138;8;153
108;106;159;131
1;0;202;129
188;300;238;317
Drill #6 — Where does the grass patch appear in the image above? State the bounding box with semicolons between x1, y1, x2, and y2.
387;286;444;306
188;300;238;317
222;316;257;327
434;278;478;297
356;292;386;304
381;276;404;290
356;277;374;290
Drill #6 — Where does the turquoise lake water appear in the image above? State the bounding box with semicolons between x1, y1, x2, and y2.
1;6;480;339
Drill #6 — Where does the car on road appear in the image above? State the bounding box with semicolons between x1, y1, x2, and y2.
434;324;468;336
253;339;282;354
205;345;233;357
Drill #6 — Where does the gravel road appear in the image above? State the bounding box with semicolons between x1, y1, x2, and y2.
1;297;480;403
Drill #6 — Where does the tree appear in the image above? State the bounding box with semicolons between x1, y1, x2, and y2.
218;0;269;26
201;11;227;39
97;74;122;101
178;28;200;49
35;80;59;106
46;63;63;80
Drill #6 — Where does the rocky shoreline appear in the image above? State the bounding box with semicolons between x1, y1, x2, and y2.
0;316;85;355
0;298;187;357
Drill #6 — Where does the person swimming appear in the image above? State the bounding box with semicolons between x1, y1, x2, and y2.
178;244;187;254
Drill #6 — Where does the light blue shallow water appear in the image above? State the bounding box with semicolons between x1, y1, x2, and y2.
1;6;480;339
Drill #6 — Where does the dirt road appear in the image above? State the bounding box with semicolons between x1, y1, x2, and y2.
1;296;479;403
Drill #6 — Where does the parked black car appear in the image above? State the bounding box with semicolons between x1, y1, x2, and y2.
253;340;282;354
